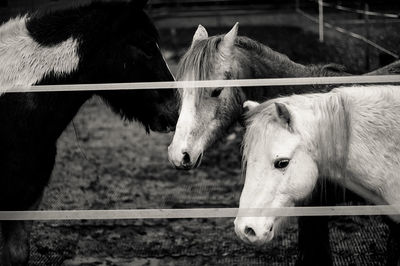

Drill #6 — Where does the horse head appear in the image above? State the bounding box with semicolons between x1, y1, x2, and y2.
168;23;245;169
235;99;319;245
89;1;178;133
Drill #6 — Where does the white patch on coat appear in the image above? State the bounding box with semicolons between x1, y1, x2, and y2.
0;16;80;94
168;73;207;167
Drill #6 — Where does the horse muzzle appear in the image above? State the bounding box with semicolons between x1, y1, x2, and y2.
168;145;203;170
234;216;275;246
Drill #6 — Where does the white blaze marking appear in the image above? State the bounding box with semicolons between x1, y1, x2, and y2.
174;82;197;149
0;16;80;94
170;71;202;155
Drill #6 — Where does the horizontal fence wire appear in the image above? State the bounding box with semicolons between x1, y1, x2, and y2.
2;75;400;93
2;75;400;220
1;205;400;220
321;1;400;19
296;9;400;59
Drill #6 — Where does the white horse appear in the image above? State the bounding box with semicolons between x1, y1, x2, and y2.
235;85;400;246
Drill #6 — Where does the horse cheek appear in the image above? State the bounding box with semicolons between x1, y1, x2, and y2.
288;156;319;202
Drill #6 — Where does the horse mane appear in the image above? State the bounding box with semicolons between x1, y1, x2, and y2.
177;36;220;81
176;34;348;103
176;35;296;102
177;34;347;81
177;35;294;81
242;90;351;178
313;91;351;178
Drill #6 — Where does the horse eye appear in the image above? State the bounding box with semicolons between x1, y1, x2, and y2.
211;88;223;97
274;159;290;169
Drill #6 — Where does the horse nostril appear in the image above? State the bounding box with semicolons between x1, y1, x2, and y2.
244;226;256;237
182;152;191;165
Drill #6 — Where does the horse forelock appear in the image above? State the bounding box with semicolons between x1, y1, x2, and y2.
242;101;277;169
177;36;221;81
176;36;220;104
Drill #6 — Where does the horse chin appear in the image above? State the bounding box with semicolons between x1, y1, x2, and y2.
255;231;275;247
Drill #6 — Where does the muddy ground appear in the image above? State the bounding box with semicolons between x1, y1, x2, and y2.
28;21;399;265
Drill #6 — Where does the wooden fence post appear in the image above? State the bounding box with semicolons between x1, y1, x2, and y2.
318;0;324;42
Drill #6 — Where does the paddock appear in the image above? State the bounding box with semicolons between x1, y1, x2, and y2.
0;0;400;265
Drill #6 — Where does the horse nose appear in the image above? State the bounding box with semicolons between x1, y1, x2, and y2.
168;145;194;170
243;224;273;239
244;226;256;237
168;141;203;170
182;152;191;166
235;218;274;245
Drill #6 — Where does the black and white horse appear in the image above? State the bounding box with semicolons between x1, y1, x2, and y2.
0;1;178;265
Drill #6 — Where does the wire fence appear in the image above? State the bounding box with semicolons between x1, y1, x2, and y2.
1;205;400;220
321;2;400;19
3;75;400;93
296;0;399;59
2;75;400;220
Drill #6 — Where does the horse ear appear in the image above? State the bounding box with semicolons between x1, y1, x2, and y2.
243;101;260;112
191;25;208;48
219;22;239;58
132;0;149;9
275;102;292;127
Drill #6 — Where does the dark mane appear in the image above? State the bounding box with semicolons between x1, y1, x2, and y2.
236;36;292;64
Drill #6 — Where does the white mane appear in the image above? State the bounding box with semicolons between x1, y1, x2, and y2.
0;16;79;94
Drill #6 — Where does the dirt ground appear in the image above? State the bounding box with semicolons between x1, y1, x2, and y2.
28;21;399;265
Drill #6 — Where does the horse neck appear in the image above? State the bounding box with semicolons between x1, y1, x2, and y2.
234;44;311;101
310;92;350;179
312;89;400;207
339;87;400;206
